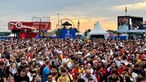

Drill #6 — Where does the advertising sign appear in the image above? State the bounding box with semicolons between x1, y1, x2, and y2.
129;16;143;30
118;16;129;32
118;16;143;32
8;21;51;30
144;21;146;24
61;28;76;39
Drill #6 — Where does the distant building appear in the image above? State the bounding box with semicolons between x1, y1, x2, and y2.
0;32;11;36
117;16;145;39
117;16;143;32
143;21;146;29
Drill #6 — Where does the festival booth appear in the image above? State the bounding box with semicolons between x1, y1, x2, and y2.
60;21;76;39
87;22;108;39
117;16;146;39
108;34;128;40
8;21;51;39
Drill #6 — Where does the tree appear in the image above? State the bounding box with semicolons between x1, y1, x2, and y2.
55;28;61;36
73;28;79;33
107;30;117;34
84;29;91;36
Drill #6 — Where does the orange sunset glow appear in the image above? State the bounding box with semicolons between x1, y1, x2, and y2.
50;15;117;32
0;0;145;32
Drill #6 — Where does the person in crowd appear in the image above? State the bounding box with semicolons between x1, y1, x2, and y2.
57;67;70;82
107;61;117;76
32;74;42;82
7;75;15;82
72;72;81;82
136;76;146;82
14;69;29;82
72;63;81;78
118;63;126;75
42;59;51;82
88;78;94;82
46;73;53;82
0;60;6;82
81;68;97;82
0;38;146;82
123;76;132;82
77;78;85;82
62;54;70;65
51;68;58;82
107;70;121;82
18;58;27;71
9;62;17;76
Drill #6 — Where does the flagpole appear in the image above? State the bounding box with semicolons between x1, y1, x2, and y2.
77;20;80;32
125;6;127;16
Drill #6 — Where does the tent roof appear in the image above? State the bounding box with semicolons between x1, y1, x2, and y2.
8;34;15;37
62;21;72;26
88;22;108;35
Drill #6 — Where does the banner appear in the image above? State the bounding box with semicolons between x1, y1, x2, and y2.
8;21;51;31
61;28;76;39
20;32;37;39
118;16;143;32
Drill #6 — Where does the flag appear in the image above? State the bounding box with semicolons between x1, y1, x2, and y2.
60;54;65;60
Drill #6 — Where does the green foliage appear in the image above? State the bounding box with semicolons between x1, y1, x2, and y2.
107;30;117;34
84;29;91;36
74;28;79;33
55;28;61;36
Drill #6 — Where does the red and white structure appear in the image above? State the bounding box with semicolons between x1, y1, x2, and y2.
8;17;51;39
8;21;51;31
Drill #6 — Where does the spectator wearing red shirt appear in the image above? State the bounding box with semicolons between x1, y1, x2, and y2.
118;63;126;75
72;64;80;78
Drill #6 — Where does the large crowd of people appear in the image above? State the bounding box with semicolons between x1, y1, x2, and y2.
0;38;146;82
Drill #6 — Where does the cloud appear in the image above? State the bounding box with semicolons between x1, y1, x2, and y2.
0;0;145;32
111;1;146;11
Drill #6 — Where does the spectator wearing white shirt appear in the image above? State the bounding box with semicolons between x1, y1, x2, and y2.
81;68;97;82
62;54;69;65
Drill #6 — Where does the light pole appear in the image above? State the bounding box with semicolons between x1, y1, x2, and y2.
57;13;61;28
77;20;80;32
57;13;60;24
125;6;127;16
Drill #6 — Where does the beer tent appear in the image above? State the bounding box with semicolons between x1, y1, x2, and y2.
87;22;108;39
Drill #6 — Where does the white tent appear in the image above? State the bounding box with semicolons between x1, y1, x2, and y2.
87;22;108;39
8;34;15;37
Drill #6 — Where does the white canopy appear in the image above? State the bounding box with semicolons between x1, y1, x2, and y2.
87;22;108;39
8;34;15;37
